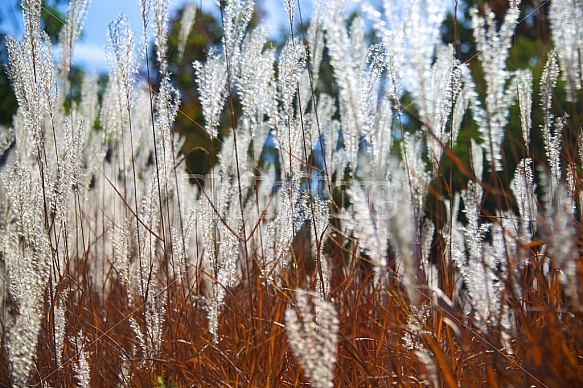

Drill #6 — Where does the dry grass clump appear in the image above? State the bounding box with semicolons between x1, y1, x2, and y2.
1;0;583;386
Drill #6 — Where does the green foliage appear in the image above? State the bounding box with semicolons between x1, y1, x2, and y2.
155;375;177;388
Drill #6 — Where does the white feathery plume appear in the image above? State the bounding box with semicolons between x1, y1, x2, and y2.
221;0;255;72
461;179;486;267
106;15;138;107
367;94;393;181
487;213;517;353
342;182;388;281
276;38;306;176
283;0;297;27
516;70;533;147
401;132;431;219
403;0;449;95
360;0;406;103
285;290;339;388
58;0;91;85
310;197;331;299
545;182;579;302
549;0;583;102
540;51;562;194
451;64;472;149
152;0;172;76
427;47;461;175
459;180;494;330
319;3;362;174
72;330;91;388
2;165;51;386
421;219;437;290
317;93;340;181
237;27;276;125
262;178;306;284
5;31;56;156
80;73;100;131
360;43;388;140
510;158;537;262
442;194;465;305
279;38;306;121
194;49;228;139
54;290;69;370
389;164;419;304
208;219;241;344
178;1;197;61
470;138;483;182
469;1;520;171
305;9;325;94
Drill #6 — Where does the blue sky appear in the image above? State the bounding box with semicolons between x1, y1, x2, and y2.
0;0;294;71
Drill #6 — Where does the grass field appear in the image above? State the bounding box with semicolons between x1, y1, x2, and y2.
1;0;583;386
